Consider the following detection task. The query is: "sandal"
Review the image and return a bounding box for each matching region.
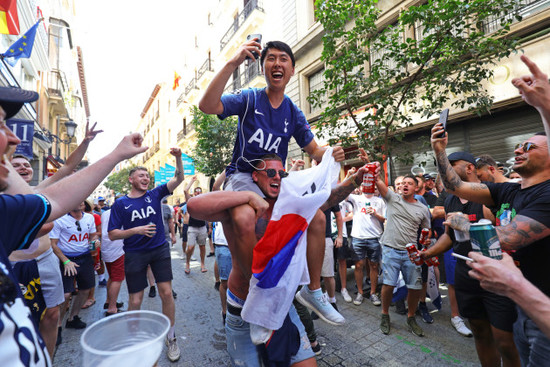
[201,268,208,273]
[104,310,123,317]
[185,268,190,275]
[81,299,96,309]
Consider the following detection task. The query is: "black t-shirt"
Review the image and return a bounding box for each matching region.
[444,194,486,290]
[423,192,438,208]
[188,215,206,228]
[487,180,550,297]
[324,205,340,238]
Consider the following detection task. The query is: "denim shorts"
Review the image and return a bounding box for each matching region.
[381,245,422,290]
[514,307,550,367]
[214,245,232,281]
[225,291,314,366]
[351,237,382,263]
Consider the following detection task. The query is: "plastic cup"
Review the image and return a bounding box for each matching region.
[80,310,170,367]
[455,229,470,242]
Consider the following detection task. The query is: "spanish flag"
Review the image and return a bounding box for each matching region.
[0,0,19,35]
[173,71,181,91]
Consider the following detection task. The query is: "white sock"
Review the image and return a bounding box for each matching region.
[168,325,175,339]
[329,297,336,303]
[98,273,106,282]
[308,287,321,293]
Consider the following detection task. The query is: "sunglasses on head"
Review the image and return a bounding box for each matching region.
[75,220,81,232]
[515,142,537,152]
[258,168,289,178]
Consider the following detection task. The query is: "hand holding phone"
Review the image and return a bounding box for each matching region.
[438,108,449,138]
[246,34,262,60]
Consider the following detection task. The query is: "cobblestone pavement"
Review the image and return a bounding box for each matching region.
[54,238,480,366]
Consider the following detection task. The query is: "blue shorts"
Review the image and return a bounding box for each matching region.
[124,243,173,294]
[214,245,232,281]
[351,237,382,263]
[514,307,550,367]
[225,291,314,367]
[381,245,423,290]
[61,253,95,293]
[444,249,456,285]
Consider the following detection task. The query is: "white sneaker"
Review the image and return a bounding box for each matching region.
[451,316,473,337]
[341,288,352,303]
[369,293,381,306]
[295,287,345,325]
[353,293,364,306]
[250,323,273,345]
[190,256,197,261]
[165,336,181,362]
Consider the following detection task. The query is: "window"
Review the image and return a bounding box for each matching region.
[483,0,550,33]
[309,68,326,114]
[370,23,404,73]
[183,117,187,135]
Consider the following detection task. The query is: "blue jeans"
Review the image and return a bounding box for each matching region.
[381,245,422,290]
[214,245,232,281]
[514,307,550,366]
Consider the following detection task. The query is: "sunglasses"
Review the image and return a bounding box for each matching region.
[515,142,537,152]
[258,168,289,178]
[75,220,81,232]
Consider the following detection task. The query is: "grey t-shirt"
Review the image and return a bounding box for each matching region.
[379,190,431,250]
[162,204,173,244]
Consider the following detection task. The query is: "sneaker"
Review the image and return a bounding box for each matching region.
[295,287,345,325]
[103,301,124,309]
[165,336,181,362]
[451,316,473,337]
[250,323,274,345]
[395,299,407,315]
[56,327,62,346]
[380,314,390,335]
[341,288,352,303]
[207,252,215,257]
[214,281,221,291]
[331,302,339,312]
[149,286,156,298]
[191,256,197,261]
[66,315,86,329]
[417,302,434,324]
[353,293,364,306]
[172,290,177,300]
[311,311,319,320]
[370,293,381,306]
[311,341,322,356]
[407,316,425,337]
[98,279,107,287]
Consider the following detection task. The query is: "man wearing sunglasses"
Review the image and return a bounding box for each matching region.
[431,55,550,365]
[49,202,98,331]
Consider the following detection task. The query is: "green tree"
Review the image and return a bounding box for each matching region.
[190,106,238,177]
[311,0,521,163]
[104,165,153,194]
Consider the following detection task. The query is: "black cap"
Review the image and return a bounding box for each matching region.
[423,173,434,180]
[0,86,39,119]
[448,151,476,165]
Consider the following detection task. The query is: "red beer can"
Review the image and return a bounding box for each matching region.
[419,228,430,245]
[406,243,424,265]
[362,163,376,193]
[422,250,440,267]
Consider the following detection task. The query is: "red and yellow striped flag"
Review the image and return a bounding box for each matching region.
[0,0,19,35]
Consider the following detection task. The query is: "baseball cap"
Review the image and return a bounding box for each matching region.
[0,86,39,119]
[423,173,434,180]
[448,151,476,165]
[98,196,105,201]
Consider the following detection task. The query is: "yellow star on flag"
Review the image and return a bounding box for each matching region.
[18,47,23,51]
[22,42,26,46]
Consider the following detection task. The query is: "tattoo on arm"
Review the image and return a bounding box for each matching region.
[436,151,462,192]
[322,182,354,211]
[496,215,550,251]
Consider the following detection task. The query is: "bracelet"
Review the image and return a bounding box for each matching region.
[63,259,71,265]
[348,175,360,189]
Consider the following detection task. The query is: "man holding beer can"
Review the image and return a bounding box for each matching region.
[431,68,550,367]
[422,151,519,365]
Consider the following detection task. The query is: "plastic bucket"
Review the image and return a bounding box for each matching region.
[80,310,170,367]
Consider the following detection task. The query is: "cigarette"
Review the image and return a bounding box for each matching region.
[452,253,474,262]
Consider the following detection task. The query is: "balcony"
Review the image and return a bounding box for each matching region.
[185,78,199,96]
[177,92,186,107]
[482,0,550,33]
[177,129,185,142]
[220,0,264,51]
[197,57,214,81]
[153,141,160,153]
[224,62,261,93]
[47,69,69,98]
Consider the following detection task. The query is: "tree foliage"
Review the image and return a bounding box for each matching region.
[190,106,238,177]
[311,0,521,163]
[104,165,153,194]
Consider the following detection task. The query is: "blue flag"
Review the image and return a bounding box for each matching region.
[2,20,40,67]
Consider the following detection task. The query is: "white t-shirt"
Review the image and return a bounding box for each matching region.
[50,212,96,256]
[213,222,228,246]
[347,194,386,239]
[100,210,124,262]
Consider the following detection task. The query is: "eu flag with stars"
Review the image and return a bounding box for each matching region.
[2,20,40,66]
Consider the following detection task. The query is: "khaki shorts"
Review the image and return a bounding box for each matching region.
[321,237,335,277]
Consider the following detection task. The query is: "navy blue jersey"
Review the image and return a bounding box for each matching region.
[108,184,170,252]
[0,194,51,366]
[219,88,315,175]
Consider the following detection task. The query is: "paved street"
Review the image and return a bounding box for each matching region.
[54,238,480,366]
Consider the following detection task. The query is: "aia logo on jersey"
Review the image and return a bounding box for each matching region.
[68,233,90,242]
[131,206,157,221]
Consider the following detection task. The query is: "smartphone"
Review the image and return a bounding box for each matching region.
[438,108,449,138]
[246,34,262,60]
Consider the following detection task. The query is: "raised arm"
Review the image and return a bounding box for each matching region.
[198,38,261,115]
[187,191,268,222]
[184,176,197,202]
[431,124,494,206]
[39,133,147,222]
[321,165,366,211]
[511,55,550,152]
[303,140,345,163]
[166,148,185,193]
[37,121,102,190]
[212,171,226,192]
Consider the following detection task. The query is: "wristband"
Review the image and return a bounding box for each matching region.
[63,259,71,265]
[348,175,360,189]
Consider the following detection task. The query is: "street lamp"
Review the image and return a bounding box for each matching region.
[64,120,77,141]
[43,119,78,159]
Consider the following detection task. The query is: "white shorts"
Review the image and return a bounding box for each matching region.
[188,226,207,246]
[36,248,65,308]
[321,237,335,278]
[225,172,264,197]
